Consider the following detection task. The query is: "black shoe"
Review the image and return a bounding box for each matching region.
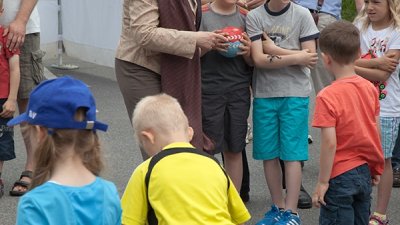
[308,135,313,144]
[393,167,400,188]
[240,192,250,203]
[298,185,312,209]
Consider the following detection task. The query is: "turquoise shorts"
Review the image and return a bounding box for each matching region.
[380,117,400,159]
[253,97,309,161]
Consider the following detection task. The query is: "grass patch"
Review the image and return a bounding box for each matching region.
[341,0,359,22]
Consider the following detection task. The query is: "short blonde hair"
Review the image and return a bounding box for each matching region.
[132,94,189,140]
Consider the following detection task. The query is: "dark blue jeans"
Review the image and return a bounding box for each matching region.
[0,99,15,161]
[319,164,372,225]
[391,124,400,168]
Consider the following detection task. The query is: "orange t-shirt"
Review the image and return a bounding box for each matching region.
[312,75,384,178]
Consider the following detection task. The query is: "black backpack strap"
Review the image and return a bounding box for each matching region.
[145,148,230,225]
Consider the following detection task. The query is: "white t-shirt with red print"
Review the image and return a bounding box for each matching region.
[356,22,400,117]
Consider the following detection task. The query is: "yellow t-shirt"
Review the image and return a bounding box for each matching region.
[121,142,250,225]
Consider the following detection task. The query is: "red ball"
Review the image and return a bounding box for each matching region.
[218,26,243,58]
[222,26,243,43]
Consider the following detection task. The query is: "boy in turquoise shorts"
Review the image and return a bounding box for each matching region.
[246,0,319,224]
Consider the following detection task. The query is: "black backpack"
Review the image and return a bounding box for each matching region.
[144,148,230,225]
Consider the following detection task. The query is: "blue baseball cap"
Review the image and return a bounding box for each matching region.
[7,76,108,131]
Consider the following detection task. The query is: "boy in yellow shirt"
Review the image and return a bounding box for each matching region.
[121,94,250,225]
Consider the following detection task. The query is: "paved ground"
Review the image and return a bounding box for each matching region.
[0,55,399,224]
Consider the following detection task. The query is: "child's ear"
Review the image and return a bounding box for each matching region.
[140,130,156,145]
[321,52,331,67]
[187,127,194,142]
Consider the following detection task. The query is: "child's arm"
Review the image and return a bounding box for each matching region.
[121,166,148,225]
[312,127,336,208]
[262,33,305,56]
[372,116,382,186]
[0,55,20,118]
[251,39,317,69]
[238,32,253,66]
[355,66,391,82]
[355,49,400,81]
[300,39,317,54]
[355,52,398,72]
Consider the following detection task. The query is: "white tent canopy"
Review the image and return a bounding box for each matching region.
[38,0,123,67]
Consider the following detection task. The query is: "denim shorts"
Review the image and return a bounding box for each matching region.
[380,117,400,159]
[253,97,309,161]
[0,99,15,161]
[319,164,372,225]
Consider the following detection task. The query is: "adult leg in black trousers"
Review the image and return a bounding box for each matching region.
[240,149,250,202]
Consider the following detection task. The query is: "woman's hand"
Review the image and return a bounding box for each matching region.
[195,31,228,51]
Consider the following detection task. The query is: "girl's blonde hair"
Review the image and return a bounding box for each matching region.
[30,109,104,189]
[354,0,400,30]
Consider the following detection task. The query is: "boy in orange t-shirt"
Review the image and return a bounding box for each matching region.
[311,21,384,225]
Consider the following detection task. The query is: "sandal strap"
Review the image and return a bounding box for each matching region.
[13,180,30,188]
[20,170,33,179]
[370,215,389,225]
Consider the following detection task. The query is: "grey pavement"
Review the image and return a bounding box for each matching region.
[0,55,399,224]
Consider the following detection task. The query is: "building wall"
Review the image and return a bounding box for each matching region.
[38,0,123,67]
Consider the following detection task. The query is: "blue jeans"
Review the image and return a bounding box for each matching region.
[319,164,372,225]
[391,123,400,168]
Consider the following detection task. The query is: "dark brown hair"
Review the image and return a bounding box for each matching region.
[319,20,360,65]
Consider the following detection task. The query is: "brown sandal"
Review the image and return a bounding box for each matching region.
[9,170,33,196]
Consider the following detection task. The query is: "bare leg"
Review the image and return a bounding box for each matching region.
[284,161,302,213]
[264,158,285,208]
[223,151,243,191]
[376,158,393,214]
[11,99,34,193]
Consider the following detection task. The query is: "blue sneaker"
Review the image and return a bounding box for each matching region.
[255,204,283,225]
[275,210,301,225]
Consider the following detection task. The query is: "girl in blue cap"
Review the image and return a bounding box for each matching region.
[8,76,121,225]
